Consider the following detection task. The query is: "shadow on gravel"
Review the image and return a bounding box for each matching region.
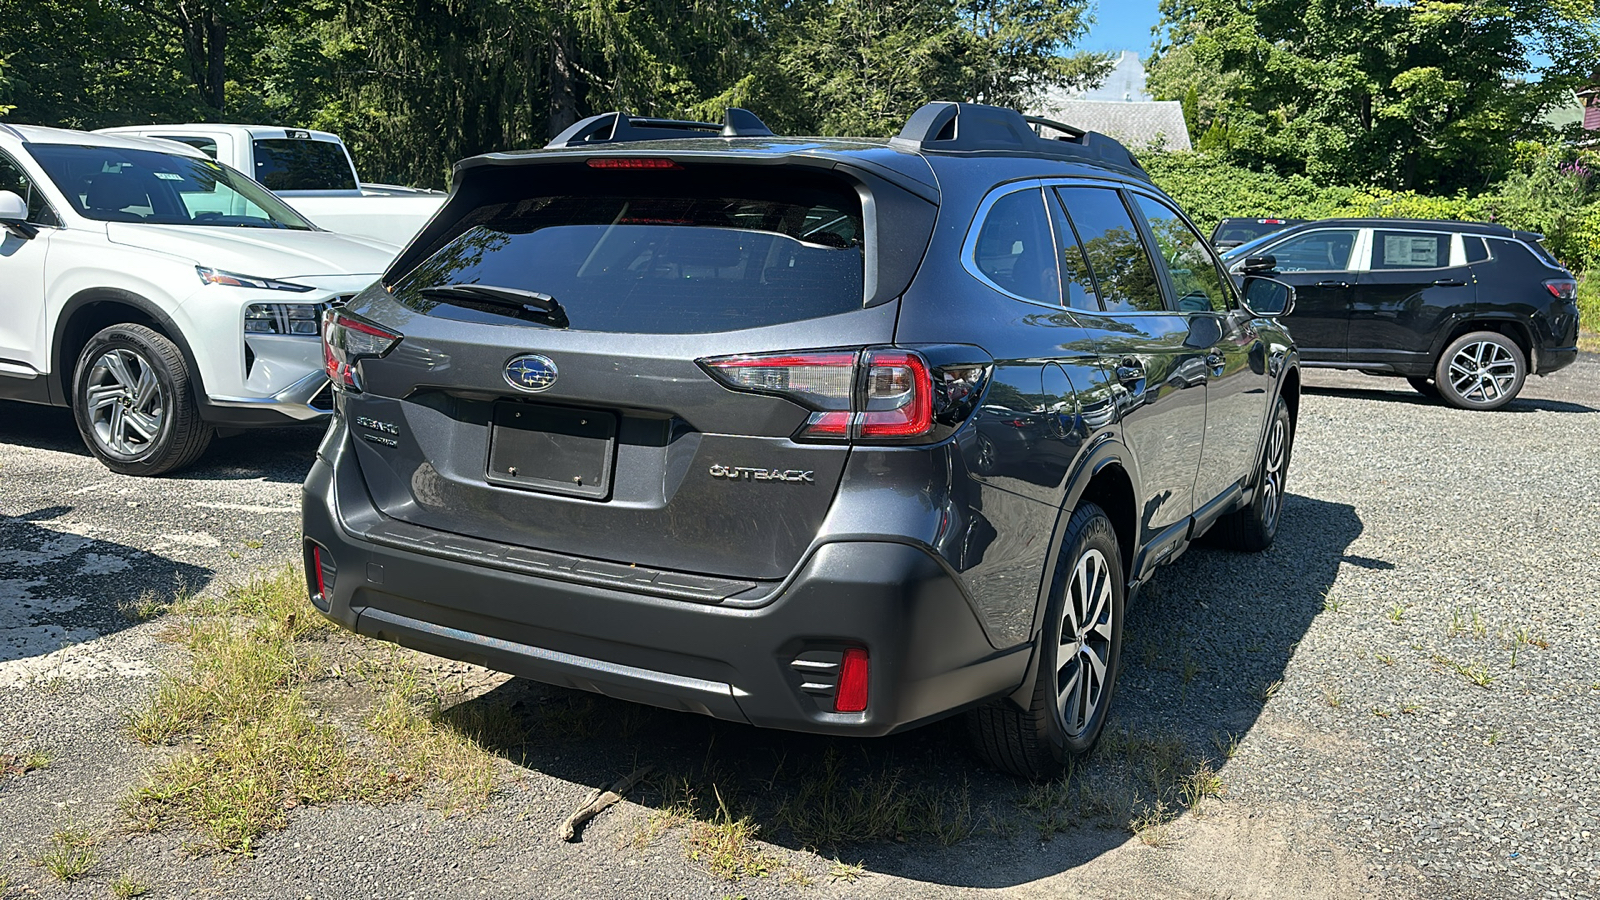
[422,493,1364,889]
[0,400,324,484]
[1304,385,1599,414]
[0,508,212,664]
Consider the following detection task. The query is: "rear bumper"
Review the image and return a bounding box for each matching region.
[301,425,1027,736]
[1536,345,1578,376]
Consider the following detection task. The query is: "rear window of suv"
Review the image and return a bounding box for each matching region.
[388,168,865,334]
[252,138,357,192]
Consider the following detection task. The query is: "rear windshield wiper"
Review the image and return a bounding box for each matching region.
[419,284,570,328]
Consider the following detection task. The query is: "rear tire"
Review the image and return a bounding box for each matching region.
[967,502,1124,780]
[71,324,213,476]
[1406,377,1440,399]
[1212,396,1293,552]
[1434,331,1525,411]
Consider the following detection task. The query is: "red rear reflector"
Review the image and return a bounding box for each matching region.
[312,546,327,598]
[586,158,682,170]
[835,648,869,713]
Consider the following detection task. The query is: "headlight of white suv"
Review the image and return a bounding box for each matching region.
[197,266,314,293]
[245,303,323,336]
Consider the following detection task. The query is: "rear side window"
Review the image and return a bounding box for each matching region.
[252,138,357,191]
[155,136,220,159]
[1134,195,1229,313]
[1055,187,1164,313]
[1260,229,1358,272]
[389,170,865,334]
[1373,231,1450,270]
[972,189,1061,304]
[1463,236,1489,264]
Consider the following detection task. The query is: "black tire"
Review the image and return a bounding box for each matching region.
[1211,396,1293,553]
[967,502,1125,780]
[71,324,212,476]
[1406,377,1440,399]
[1434,331,1526,411]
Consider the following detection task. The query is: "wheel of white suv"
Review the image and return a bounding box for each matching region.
[967,501,1125,780]
[71,324,212,476]
[1434,331,1526,411]
[1211,396,1293,552]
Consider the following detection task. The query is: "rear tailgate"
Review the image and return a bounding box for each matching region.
[335,154,936,581]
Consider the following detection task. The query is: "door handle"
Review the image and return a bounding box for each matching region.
[1314,280,1350,288]
[1205,352,1226,370]
[1115,360,1145,384]
[1433,278,1467,287]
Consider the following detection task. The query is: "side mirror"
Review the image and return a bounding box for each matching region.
[0,190,35,239]
[1240,275,1295,318]
[1241,254,1277,274]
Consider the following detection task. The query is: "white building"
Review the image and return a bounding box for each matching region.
[1031,51,1193,152]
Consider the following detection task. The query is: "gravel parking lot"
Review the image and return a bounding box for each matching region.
[2,356,1597,900]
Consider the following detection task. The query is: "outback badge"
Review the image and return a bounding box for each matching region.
[708,464,815,483]
[504,354,558,393]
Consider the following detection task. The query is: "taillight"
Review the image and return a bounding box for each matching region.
[835,647,869,713]
[322,310,401,392]
[700,348,940,443]
[1545,279,1577,301]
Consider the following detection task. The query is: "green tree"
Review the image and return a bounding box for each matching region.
[1147,0,1600,193]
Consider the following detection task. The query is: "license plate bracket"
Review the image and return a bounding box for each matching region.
[486,402,617,500]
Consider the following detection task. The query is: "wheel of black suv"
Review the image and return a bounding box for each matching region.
[1434,331,1526,411]
[967,502,1124,780]
[72,324,212,476]
[1211,396,1293,553]
[1406,377,1440,399]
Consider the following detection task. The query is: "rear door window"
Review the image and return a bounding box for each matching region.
[1372,231,1450,270]
[1134,195,1230,313]
[252,138,357,191]
[1463,236,1490,264]
[971,188,1061,304]
[1258,229,1359,273]
[1054,186,1164,313]
[389,171,865,334]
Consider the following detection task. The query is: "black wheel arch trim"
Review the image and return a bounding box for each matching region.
[50,288,207,408]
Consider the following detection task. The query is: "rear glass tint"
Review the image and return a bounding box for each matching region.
[389,170,865,334]
[252,138,356,191]
[1463,236,1489,263]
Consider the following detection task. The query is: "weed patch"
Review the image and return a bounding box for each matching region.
[124,566,505,854]
[0,748,51,779]
[36,824,97,882]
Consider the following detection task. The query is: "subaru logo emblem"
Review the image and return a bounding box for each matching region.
[503,354,558,393]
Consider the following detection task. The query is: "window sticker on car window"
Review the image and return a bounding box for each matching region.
[1384,235,1438,268]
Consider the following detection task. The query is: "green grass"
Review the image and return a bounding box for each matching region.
[1577,272,1600,338]
[36,824,98,882]
[125,566,504,853]
[111,872,151,898]
[1,748,52,779]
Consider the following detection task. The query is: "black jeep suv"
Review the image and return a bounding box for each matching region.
[302,103,1302,778]
[1221,218,1580,410]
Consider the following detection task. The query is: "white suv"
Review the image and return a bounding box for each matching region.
[0,124,396,475]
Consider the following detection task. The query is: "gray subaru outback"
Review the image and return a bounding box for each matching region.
[302,102,1301,778]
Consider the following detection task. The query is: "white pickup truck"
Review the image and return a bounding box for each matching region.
[95,124,444,247]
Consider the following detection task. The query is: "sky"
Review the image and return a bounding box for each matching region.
[1082,0,1163,56]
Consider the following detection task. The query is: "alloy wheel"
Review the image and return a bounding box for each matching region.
[1260,415,1287,532]
[85,348,166,458]
[1056,547,1115,738]
[1447,340,1518,404]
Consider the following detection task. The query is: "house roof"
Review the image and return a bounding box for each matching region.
[1029,99,1193,152]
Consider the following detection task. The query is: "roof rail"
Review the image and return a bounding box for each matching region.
[889,102,1147,180]
[548,107,774,148]
[0,122,25,140]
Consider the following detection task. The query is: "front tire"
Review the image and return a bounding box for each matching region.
[967,502,1125,780]
[1212,396,1293,552]
[1434,331,1525,411]
[72,324,212,476]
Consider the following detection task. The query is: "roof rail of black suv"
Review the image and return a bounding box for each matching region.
[548,108,775,147]
[889,101,1150,181]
